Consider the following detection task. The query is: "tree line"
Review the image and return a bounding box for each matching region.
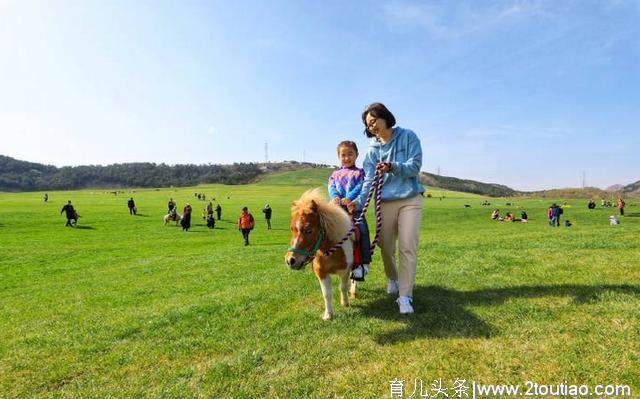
[0,155,267,191]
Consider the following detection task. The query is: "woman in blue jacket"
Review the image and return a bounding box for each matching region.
[348,103,425,314]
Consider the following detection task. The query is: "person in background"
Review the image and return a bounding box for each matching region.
[617,197,625,216]
[238,207,255,245]
[262,204,273,230]
[491,209,500,220]
[181,203,193,231]
[127,197,136,215]
[60,201,76,227]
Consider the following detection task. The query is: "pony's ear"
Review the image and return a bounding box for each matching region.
[310,200,318,212]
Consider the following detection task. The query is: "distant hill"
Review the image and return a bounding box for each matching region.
[0,155,519,196]
[0,155,331,192]
[524,182,640,199]
[622,180,640,196]
[606,184,624,191]
[2,155,637,198]
[420,172,517,197]
[521,187,609,199]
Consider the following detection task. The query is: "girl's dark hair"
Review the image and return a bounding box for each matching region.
[337,140,358,154]
[362,102,396,138]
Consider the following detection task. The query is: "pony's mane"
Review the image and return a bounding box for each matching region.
[292,188,352,243]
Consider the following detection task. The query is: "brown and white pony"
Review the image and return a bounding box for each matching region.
[285,188,358,320]
[163,213,182,225]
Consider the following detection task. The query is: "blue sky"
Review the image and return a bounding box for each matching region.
[0,0,638,190]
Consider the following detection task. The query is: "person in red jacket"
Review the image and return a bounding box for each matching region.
[618,197,626,216]
[238,207,255,246]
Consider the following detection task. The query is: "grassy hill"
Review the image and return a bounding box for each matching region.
[0,155,515,197]
[255,167,335,186]
[623,180,640,196]
[257,167,485,199]
[0,179,638,397]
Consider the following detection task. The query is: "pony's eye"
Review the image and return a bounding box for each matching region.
[304,229,313,235]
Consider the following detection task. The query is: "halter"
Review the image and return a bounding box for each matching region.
[287,228,325,266]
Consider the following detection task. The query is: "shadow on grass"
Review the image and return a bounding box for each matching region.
[135,213,150,217]
[624,213,640,217]
[75,225,96,230]
[360,284,640,345]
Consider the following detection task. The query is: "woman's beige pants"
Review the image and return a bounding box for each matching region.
[378,194,424,297]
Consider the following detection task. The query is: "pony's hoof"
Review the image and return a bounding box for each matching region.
[340,299,350,307]
[350,292,358,299]
[322,312,333,321]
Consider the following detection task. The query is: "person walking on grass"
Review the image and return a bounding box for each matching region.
[127,197,136,215]
[618,197,625,216]
[60,201,76,227]
[181,203,193,231]
[348,103,425,315]
[238,207,255,246]
[262,204,272,230]
[215,203,222,220]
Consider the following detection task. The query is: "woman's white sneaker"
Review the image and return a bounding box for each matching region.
[386,280,399,295]
[396,296,414,314]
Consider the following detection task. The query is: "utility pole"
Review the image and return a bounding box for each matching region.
[582,170,586,188]
[264,141,269,163]
[302,150,306,163]
[437,166,441,176]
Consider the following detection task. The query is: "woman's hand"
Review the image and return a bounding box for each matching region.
[332,197,340,205]
[377,162,392,174]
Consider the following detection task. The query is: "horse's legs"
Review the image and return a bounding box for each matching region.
[339,271,350,307]
[318,275,333,320]
[350,280,358,299]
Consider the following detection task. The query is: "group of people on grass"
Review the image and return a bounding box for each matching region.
[589,198,625,215]
[488,199,627,227]
[491,209,528,223]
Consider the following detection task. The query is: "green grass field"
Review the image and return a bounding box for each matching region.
[1,168,639,398]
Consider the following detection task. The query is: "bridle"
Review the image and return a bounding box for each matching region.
[287,228,325,268]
